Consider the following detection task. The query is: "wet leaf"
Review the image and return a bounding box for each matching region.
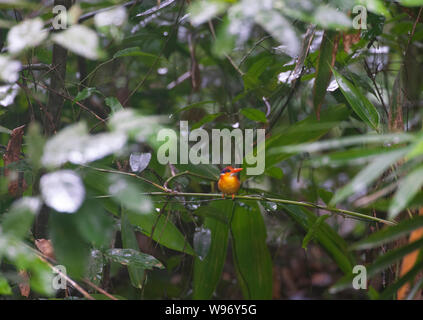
[332,68,380,131]
[7,18,47,54]
[52,25,100,60]
[41,122,127,168]
[129,152,151,173]
[193,227,212,261]
[40,170,85,214]
[105,248,164,270]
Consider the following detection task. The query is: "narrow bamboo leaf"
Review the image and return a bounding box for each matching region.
[241,108,267,123]
[302,214,330,249]
[352,216,423,250]
[389,165,423,219]
[264,104,350,169]
[332,67,380,130]
[127,210,195,255]
[105,248,164,269]
[193,201,232,299]
[231,202,272,299]
[379,259,423,299]
[332,237,423,292]
[313,31,338,118]
[282,204,354,274]
[121,210,145,289]
[191,113,223,130]
[330,148,407,206]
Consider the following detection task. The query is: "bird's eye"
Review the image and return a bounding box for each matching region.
[221,168,230,174]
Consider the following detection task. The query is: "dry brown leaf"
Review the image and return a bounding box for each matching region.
[35,239,56,261]
[3,125,27,197]
[18,270,30,298]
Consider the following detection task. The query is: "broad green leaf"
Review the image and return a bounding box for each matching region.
[231,202,272,299]
[74,199,114,248]
[193,227,212,260]
[302,214,330,250]
[332,68,380,130]
[49,212,91,278]
[193,201,232,299]
[74,87,100,102]
[240,108,267,123]
[105,248,164,270]
[389,165,423,219]
[1,197,41,239]
[399,0,423,6]
[126,210,195,255]
[0,275,12,295]
[313,31,338,118]
[330,148,408,206]
[352,215,423,250]
[282,205,354,274]
[105,97,124,114]
[121,210,145,289]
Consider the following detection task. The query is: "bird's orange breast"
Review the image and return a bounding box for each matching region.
[218,175,241,195]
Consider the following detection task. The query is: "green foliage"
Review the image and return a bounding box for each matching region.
[1,0,423,301]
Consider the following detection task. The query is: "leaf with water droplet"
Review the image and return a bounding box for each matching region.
[105,248,164,270]
[193,227,212,261]
[129,152,151,173]
[40,170,85,213]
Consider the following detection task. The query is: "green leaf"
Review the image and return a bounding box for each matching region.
[231,202,272,299]
[282,205,355,274]
[332,68,380,131]
[399,0,423,6]
[330,148,408,206]
[313,31,338,118]
[265,104,350,168]
[113,47,164,65]
[389,165,423,219]
[352,215,423,250]
[191,113,223,130]
[264,167,284,179]
[105,97,124,114]
[49,212,91,278]
[1,197,41,239]
[74,199,114,248]
[25,122,45,171]
[121,210,145,289]
[105,248,164,270]
[126,210,195,255]
[0,275,12,295]
[240,108,267,123]
[193,201,232,299]
[302,214,330,250]
[332,237,423,293]
[74,87,100,102]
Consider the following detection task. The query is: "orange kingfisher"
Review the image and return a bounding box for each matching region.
[218,166,243,200]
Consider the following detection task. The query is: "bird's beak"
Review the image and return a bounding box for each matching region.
[231,168,243,173]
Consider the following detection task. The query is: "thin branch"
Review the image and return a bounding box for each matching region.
[163,170,216,189]
[86,165,395,226]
